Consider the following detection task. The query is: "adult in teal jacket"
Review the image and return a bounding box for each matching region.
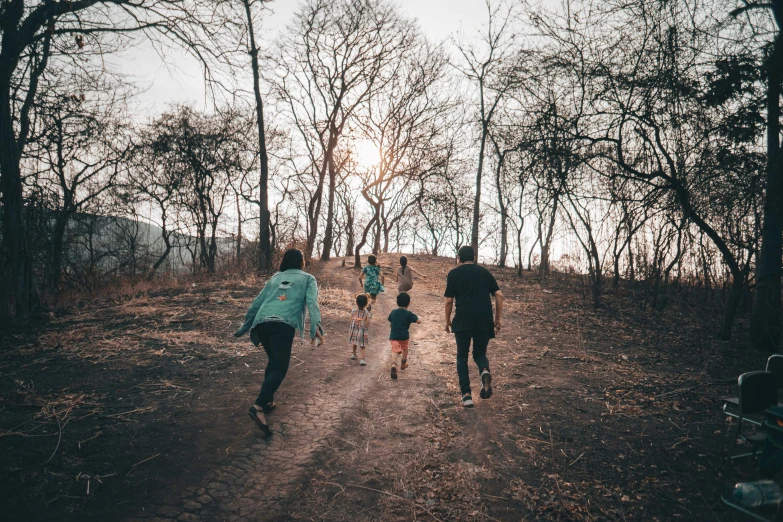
[235,249,325,435]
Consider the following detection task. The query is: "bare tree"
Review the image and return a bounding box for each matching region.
[454,0,524,254]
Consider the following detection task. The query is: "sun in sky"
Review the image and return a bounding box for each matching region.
[354,139,381,168]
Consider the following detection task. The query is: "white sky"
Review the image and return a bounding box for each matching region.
[115,0,529,115]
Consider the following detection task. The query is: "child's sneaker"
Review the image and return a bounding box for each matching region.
[479,370,493,399]
[350,354,357,360]
[400,360,408,370]
[391,366,397,379]
[462,393,474,408]
[359,359,367,366]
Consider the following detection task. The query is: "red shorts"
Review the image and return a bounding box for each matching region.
[390,340,409,354]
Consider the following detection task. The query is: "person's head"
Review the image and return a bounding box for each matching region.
[368,255,377,266]
[397,292,411,308]
[279,249,304,272]
[457,245,475,264]
[399,256,408,272]
[356,293,369,310]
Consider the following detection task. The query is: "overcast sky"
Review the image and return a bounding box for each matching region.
[113,0,525,116]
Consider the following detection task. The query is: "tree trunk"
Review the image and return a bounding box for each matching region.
[722,271,746,340]
[344,204,355,257]
[470,122,488,253]
[243,0,272,272]
[235,192,242,262]
[354,204,380,267]
[320,126,340,261]
[147,231,172,280]
[49,213,69,296]
[540,194,559,278]
[0,13,48,320]
[751,34,783,352]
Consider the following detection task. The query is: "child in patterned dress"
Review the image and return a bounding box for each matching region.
[348,294,372,365]
[359,255,385,310]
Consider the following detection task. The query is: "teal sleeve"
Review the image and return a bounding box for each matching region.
[234,283,272,337]
[306,276,322,338]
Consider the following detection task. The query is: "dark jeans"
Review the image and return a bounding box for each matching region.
[252,322,296,406]
[454,330,491,394]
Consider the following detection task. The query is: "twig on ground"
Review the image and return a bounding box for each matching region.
[317,481,445,522]
[126,453,161,475]
[569,452,585,467]
[29,408,62,469]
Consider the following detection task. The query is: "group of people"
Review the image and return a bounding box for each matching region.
[234,246,503,435]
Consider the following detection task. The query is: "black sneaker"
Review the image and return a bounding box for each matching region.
[462,393,474,407]
[480,370,493,399]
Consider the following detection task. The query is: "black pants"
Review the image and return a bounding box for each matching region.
[252,322,296,406]
[454,330,491,394]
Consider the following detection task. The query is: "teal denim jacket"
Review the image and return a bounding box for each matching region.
[234,269,322,344]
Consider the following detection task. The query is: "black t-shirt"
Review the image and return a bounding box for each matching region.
[388,308,419,340]
[444,263,500,336]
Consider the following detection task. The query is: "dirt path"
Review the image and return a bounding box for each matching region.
[2,254,753,521]
[131,257,436,522]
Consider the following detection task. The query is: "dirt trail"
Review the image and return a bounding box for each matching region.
[135,257,437,522]
[3,254,750,521]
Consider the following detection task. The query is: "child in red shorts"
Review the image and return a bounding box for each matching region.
[387,292,420,379]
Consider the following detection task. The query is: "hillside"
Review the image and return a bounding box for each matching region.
[0,254,761,521]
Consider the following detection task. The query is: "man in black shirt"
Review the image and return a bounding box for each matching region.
[444,246,503,407]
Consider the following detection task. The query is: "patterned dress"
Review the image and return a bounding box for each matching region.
[362,265,385,295]
[348,308,372,347]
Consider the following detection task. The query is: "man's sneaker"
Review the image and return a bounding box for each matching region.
[462,394,474,408]
[359,359,367,366]
[480,370,493,399]
[391,366,398,379]
[350,354,357,360]
[400,360,408,370]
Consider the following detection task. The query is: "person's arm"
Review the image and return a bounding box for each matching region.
[305,276,324,343]
[234,281,273,337]
[412,268,427,279]
[359,269,365,287]
[444,297,453,333]
[444,271,454,333]
[493,290,504,332]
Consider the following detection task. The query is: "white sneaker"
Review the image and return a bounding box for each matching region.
[359,359,367,366]
[350,354,357,360]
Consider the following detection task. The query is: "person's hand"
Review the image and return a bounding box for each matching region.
[311,330,326,346]
[494,321,502,333]
[445,321,451,334]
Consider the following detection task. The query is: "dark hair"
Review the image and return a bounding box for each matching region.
[368,255,377,265]
[279,249,304,272]
[399,256,408,273]
[356,294,368,309]
[397,292,411,307]
[458,245,475,263]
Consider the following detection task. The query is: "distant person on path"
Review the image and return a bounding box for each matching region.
[396,256,427,292]
[388,292,420,379]
[359,255,385,308]
[348,293,372,366]
[444,246,503,407]
[235,249,325,436]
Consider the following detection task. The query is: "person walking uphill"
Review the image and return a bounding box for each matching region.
[444,246,503,408]
[396,256,427,293]
[234,249,325,436]
[359,255,385,309]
